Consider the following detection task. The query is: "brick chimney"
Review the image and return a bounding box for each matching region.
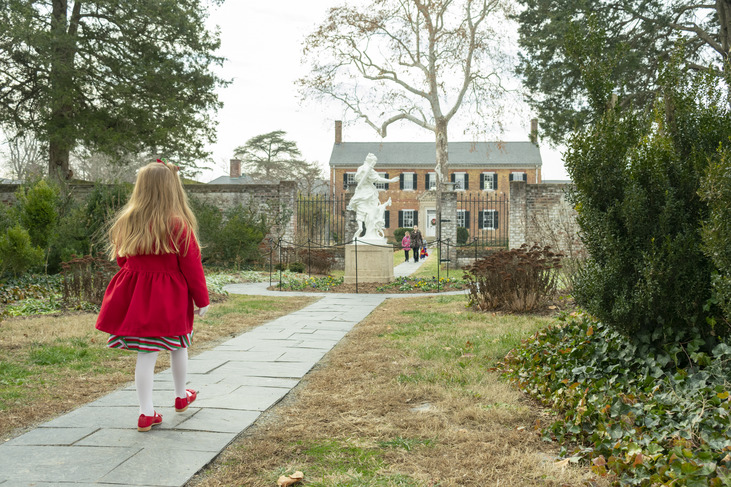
[530,118,538,144]
[335,120,342,145]
[230,158,241,178]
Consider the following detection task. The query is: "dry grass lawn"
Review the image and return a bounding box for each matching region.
[189,295,608,487]
[0,295,316,440]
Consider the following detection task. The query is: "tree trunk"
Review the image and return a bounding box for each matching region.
[434,117,448,243]
[48,0,77,181]
[719,0,731,107]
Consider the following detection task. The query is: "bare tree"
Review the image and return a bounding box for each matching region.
[0,128,46,181]
[70,150,149,183]
[299,0,517,239]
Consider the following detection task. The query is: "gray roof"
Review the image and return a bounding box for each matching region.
[207,174,254,184]
[329,141,542,168]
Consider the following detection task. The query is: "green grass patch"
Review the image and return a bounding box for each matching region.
[270,438,419,486]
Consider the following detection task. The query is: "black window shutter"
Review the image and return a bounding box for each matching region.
[509,173,513,182]
[425,173,430,189]
[384,210,390,228]
[480,174,485,190]
[493,173,498,190]
[464,173,469,190]
[385,173,389,190]
[494,211,499,229]
[522,172,527,182]
[412,173,417,190]
[398,211,403,228]
[478,211,484,229]
[343,173,348,189]
[414,210,419,227]
[451,173,455,183]
[399,173,404,190]
[465,211,470,229]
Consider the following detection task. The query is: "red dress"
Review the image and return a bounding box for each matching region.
[96,231,209,338]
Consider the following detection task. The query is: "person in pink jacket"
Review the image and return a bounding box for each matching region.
[401,231,411,262]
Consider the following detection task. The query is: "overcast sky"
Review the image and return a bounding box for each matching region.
[201,1,569,182]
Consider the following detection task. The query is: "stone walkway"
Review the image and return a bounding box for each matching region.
[0,257,456,486]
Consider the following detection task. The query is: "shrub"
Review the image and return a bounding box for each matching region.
[566,63,727,338]
[288,261,305,273]
[296,249,336,275]
[60,253,118,307]
[15,179,59,249]
[189,196,223,263]
[456,226,469,245]
[215,204,268,268]
[0,225,44,276]
[463,243,562,312]
[700,147,731,324]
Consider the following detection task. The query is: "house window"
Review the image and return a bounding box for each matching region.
[426,172,437,190]
[400,172,416,190]
[479,210,498,230]
[374,172,389,190]
[343,172,355,189]
[399,209,417,228]
[452,172,468,190]
[457,210,470,228]
[481,172,497,191]
[509,172,526,182]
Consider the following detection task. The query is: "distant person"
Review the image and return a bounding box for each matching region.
[96,159,210,432]
[401,231,411,262]
[411,225,423,262]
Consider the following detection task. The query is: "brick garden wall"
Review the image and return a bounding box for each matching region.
[508,181,583,258]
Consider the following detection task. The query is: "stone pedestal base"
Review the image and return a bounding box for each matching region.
[344,243,394,284]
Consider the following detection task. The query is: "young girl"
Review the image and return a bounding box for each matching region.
[96,159,209,432]
[420,241,428,259]
[401,231,411,262]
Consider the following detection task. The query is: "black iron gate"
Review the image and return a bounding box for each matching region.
[456,193,509,248]
[295,193,348,246]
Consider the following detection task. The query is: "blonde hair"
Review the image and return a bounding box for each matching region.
[107,161,199,259]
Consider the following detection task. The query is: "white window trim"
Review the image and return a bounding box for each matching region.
[402,209,416,228]
[457,209,467,228]
[454,172,466,191]
[511,171,526,182]
[345,172,356,187]
[403,172,415,191]
[482,209,497,230]
[482,172,497,191]
[375,171,387,190]
[428,172,437,190]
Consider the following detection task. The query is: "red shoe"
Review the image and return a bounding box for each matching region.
[175,389,197,412]
[137,412,162,432]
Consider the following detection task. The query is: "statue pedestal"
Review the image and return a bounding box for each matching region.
[344,243,394,284]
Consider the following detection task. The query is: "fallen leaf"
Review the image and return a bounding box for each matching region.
[549,305,557,309]
[277,471,305,487]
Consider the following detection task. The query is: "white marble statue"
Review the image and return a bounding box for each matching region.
[347,153,399,242]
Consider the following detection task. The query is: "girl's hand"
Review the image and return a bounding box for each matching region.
[196,305,209,318]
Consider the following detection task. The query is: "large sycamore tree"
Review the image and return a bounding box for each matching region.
[0,0,227,179]
[517,0,731,143]
[300,0,516,238]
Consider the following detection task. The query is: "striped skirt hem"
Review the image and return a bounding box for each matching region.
[106,332,193,353]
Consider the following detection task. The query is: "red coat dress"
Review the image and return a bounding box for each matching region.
[96,231,209,337]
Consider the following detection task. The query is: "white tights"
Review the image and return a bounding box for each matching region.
[135,348,189,416]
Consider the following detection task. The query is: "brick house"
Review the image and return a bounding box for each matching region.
[329,121,543,241]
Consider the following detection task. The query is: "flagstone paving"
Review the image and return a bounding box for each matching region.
[0,258,461,486]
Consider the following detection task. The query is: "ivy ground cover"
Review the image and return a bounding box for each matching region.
[501,313,731,486]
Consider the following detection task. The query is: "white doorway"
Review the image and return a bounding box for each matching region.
[426,209,437,238]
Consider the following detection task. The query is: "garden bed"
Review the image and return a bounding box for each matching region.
[268,275,469,293]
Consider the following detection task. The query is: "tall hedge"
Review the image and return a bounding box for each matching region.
[566,65,729,338]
